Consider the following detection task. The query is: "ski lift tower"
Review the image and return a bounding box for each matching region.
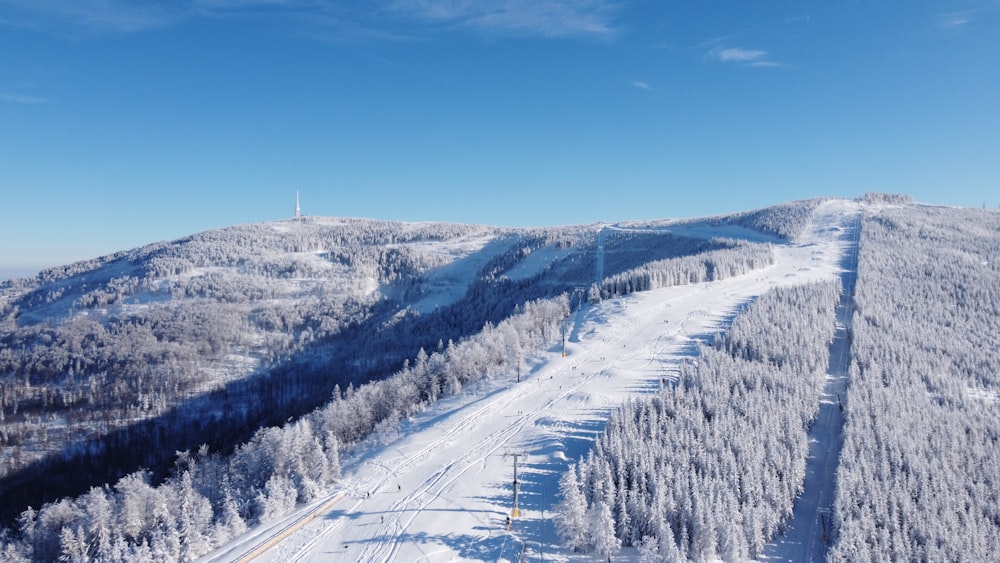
[505,450,528,518]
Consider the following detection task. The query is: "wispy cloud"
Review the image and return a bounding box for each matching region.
[1,92,48,104]
[630,80,651,91]
[1,0,620,41]
[933,3,1000,29]
[936,12,973,28]
[936,9,983,29]
[705,45,783,68]
[708,46,766,63]
[194,0,293,9]
[0,0,183,34]
[383,0,620,39]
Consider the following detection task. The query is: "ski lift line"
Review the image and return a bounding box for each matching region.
[761,205,861,561]
[505,451,529,518]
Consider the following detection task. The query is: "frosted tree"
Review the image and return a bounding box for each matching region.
[589,497,621,562]
[214,492,246,542]
[255,474,297,524]
[58,525,88,563]
[79,486,114,558]
[173,471,214,559]
[323,431,341,480]
[553,464,589,552]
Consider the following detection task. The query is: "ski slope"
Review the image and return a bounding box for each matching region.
[762,211,859,562]
[200,199,861,563]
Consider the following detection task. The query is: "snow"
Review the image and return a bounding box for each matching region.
[404,235,512,314]
[966,386,999,404]
[504,242,579,282]
[199,199,860,563]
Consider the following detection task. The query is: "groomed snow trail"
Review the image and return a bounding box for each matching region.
[199,199,860,563]
[762,206,860,562]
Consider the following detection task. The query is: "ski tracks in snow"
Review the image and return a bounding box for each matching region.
[355,373,599,563]
[284,352,610,562]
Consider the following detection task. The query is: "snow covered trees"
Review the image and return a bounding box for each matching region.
[555,281,840,560]
[0,292,572,561]
[4,418,337,562]
[314,295,570,448]
[725,198,825,241]
[830,204,1000,561]
[599,240,774,299]
[0,218,588,522]
[553,464,588,553]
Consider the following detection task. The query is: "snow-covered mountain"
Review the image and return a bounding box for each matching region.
[6,195,995,562]
[0,200,814,525]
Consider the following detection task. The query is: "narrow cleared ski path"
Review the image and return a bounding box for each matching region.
[762,209,860,563]
[199,200,860,563]
[595,225,608,283]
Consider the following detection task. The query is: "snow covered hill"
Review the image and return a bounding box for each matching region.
[199,199,861,562]
[6,196,997,562]
[0,200,818,529]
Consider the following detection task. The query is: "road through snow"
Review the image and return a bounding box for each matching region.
[199,200,860,563]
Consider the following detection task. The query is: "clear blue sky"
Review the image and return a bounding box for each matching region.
[2,1,998,277]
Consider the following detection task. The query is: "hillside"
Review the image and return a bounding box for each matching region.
[0,201,812,527]
[205,198,858,562]
[830,199,1000,560]
[6,196,997,561]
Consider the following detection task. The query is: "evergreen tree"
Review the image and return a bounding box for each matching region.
[589,498,621,562]
[553,464,589,552]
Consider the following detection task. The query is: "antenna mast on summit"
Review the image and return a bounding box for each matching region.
[295,191,301,219]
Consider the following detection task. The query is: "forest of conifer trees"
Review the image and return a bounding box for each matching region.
[555,281,841,561]
[830,203,1000,560]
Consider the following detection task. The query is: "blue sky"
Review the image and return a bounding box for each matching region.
[2,1,998,277]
